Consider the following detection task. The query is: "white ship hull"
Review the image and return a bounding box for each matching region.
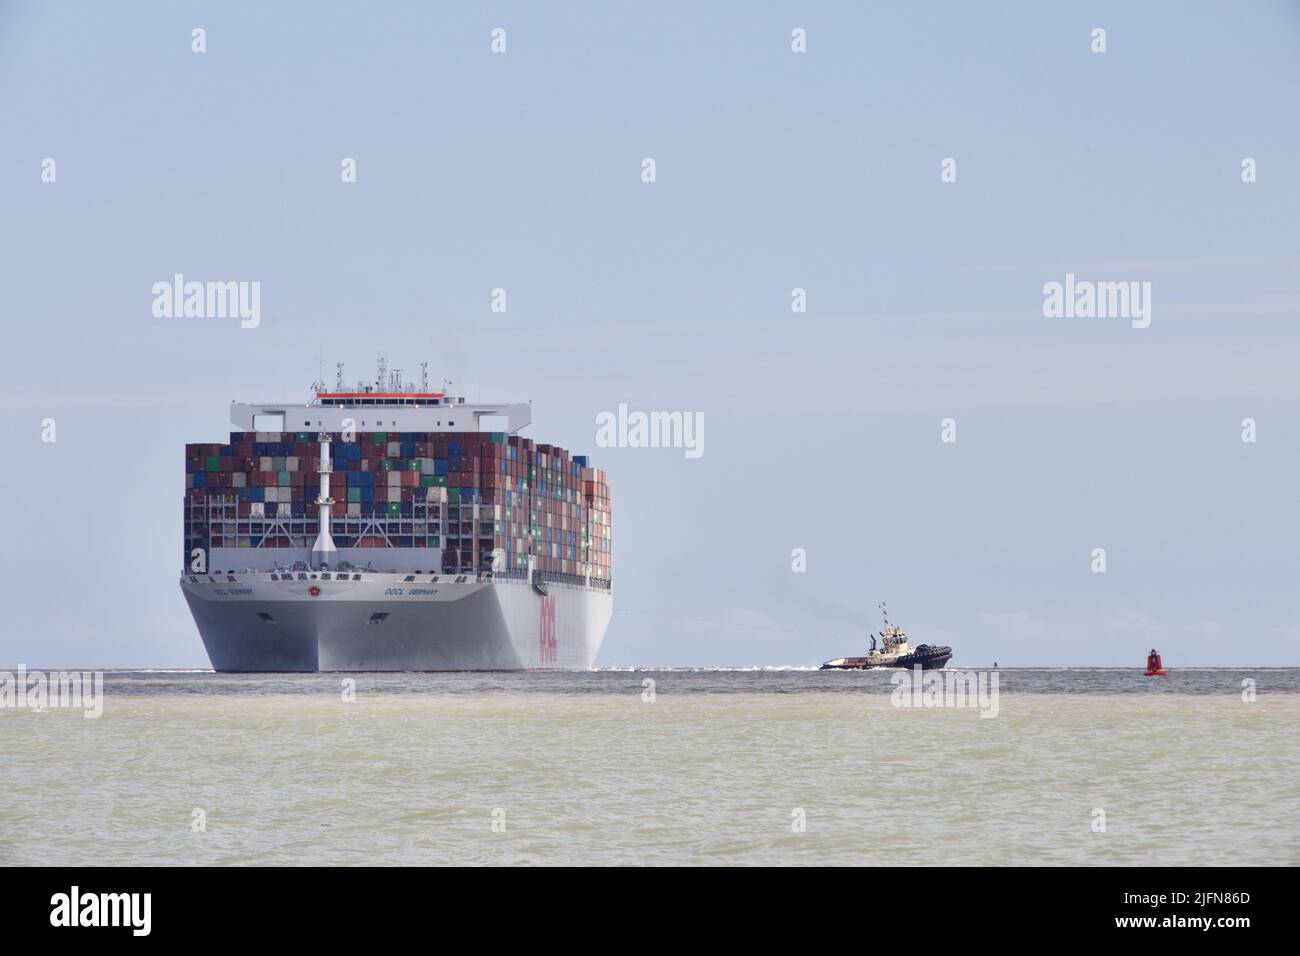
[181,572,612,671]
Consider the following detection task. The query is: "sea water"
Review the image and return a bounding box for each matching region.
[2,669,1297,866]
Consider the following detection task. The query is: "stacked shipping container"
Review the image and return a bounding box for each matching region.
[184,431,611,580]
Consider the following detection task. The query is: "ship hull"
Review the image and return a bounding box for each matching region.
[181,572,612,671]
[820,646,953,671]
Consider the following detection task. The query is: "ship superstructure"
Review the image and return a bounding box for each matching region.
[180,360,613,671]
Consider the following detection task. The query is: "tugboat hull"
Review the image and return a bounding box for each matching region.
[820,644,953,671]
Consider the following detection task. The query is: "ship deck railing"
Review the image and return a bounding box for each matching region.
[180,567,612,591]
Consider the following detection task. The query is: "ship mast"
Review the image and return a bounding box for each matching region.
[310,432,338,569]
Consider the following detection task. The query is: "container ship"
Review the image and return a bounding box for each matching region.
[180,360,613,671]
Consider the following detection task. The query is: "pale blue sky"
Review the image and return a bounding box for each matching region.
[2,1,1299,666]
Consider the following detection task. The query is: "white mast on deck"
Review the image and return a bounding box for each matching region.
[310,432,338,569]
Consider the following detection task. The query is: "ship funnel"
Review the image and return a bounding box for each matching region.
[311,434,338,569]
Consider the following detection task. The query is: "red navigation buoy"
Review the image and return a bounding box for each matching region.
[1144,648,1166,676]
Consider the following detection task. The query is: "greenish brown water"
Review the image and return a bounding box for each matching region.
[3,671,1297,865]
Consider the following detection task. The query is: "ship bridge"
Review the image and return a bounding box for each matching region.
[229,358,531,435]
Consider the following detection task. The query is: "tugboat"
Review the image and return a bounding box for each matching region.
[820,602,953,670]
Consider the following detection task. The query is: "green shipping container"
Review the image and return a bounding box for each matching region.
[295,432,311,442]
[278,471,290,486]
[408,459,421,471]
[387,502,401,517]
[448,488,460,503]
[347,487,361,503]
[205,456,220,472]
[374,432,388,443]
[381,459,394,471]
